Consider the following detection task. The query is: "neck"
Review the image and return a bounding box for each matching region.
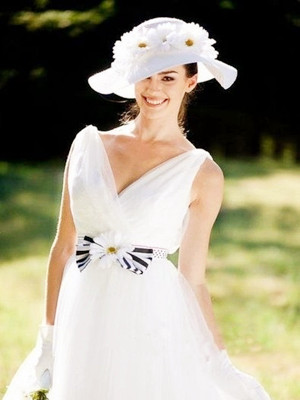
[133,115,184,143]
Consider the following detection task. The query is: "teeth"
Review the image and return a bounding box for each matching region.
[146,98,164,105]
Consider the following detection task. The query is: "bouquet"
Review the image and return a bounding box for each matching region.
[27,389,49,400]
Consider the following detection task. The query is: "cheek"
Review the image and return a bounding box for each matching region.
[169,79,189,93]
[135,80,148,91]
[134,84,144,105]
[168,85,187,103]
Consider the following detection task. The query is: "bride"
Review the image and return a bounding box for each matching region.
[4,17,272,400]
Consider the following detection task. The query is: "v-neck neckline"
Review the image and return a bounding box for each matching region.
[95,129,198,198]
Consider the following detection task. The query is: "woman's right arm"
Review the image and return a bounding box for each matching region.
[43,155,77,326]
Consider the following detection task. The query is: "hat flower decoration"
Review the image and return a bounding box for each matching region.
[88,17,237,98]
[112,22,219,71]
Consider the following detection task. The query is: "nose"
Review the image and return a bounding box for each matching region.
[146,76,161,92]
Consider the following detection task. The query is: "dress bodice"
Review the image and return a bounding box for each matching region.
[68,125,212,253]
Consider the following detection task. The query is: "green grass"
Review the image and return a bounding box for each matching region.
[1,158,300,399]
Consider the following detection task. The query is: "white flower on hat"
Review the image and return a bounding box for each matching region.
[173,23,219,59]
[138,26,162,52]
[111,21,218,76]
[154,22,177,52]
[113,27,158,66]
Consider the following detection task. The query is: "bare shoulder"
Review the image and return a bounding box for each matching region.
[98,124,132,145]
[199,157,224,182]
[98,125,121,139]
[191,157,224,203]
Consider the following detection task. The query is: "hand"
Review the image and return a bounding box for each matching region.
[33,325,54,390]
[210,349,271,400]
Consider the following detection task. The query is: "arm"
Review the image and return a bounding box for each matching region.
[178,158,224,349]
[43,154,77,325]
[30,152,77,391]
[179,159,272,400]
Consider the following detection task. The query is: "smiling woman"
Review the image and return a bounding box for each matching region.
[120,63,198,133]
[3,16,272,400]
[135,65,197,127]
[120,63,198,135]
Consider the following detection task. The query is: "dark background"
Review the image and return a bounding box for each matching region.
[0,0,299,161]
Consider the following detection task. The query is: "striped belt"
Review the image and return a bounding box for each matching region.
[76,234,168,275]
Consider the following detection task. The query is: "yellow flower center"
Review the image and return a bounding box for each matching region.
[107,246,117,254]
[138,42,147,48]
[185,39,194,47]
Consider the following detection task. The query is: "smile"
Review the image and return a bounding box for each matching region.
[144,97,167,106]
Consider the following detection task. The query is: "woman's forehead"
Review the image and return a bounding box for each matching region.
[149,66,186,77]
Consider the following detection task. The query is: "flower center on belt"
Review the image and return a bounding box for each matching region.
[107,246,117,254]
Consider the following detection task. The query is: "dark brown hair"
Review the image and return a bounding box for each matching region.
[119,63,198,134]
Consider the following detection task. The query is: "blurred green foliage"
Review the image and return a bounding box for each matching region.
[0,161,63,260]
[11,0,115,35]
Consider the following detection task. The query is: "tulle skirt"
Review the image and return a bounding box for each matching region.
[4,256,232,400]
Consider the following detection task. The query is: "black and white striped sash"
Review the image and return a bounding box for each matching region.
[76,235,168,275]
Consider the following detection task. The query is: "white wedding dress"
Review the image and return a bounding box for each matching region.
[3,124,272,400]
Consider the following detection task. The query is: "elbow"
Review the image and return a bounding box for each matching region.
[186,280,208,292]
[180,270,207,290]
[50,237,76,261]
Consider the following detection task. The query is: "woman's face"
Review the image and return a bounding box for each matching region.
[134,65,197,121]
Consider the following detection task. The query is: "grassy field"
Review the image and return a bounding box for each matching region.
[0,157,299,399]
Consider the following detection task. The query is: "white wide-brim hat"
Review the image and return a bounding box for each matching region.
[88,17,237,99]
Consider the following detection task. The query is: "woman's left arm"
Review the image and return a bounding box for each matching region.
[178,157,225,350]
[179,159,272,400]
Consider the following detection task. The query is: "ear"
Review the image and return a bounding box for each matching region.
[186,74,198,93]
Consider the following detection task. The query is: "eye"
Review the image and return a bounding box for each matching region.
[162,76,175,82]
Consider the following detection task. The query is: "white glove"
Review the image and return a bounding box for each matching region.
[210,350,271,400]
[33,324,54,390]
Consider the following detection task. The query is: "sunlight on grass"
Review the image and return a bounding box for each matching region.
[0,159,300,399]
[0,256,47,395]
[206,159,300,400]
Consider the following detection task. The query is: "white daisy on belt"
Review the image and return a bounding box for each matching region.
[89,231,134,269]
[76,232,155,274]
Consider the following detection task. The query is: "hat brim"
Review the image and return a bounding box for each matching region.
[88,55,237,99]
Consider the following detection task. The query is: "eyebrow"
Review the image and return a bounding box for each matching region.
[158,70,179,75]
